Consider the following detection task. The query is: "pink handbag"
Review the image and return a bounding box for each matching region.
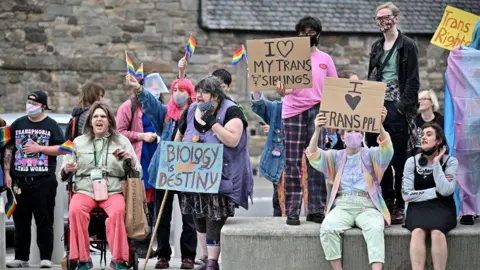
[92,179,108,201]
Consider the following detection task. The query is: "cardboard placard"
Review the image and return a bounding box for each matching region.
[431,6,480,50]
[319,78,386,133]
[247,37,312,91]
[156,141,223,193]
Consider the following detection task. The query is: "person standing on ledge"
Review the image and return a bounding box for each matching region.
[366,2,420,225]
[275,15,338,226]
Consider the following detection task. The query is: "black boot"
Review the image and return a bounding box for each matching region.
[286,215,300,225]
[205,260,219,270]
[460,215,475,225]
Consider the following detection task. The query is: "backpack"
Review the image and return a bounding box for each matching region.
[65,108,89,141]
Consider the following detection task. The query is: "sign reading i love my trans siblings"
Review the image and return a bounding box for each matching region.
[246,37,312,91]
[431,6,480,50]
[156,141,223,193]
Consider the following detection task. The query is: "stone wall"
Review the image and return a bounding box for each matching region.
[0,0,450,121]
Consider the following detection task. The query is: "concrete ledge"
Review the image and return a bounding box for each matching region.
[221,217,480,270]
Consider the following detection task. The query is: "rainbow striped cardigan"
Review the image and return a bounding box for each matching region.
[306,135,394,225]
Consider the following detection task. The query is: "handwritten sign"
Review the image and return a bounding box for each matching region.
[319,78,386,133]
[431,6,480,50]
[156,141,223,193]
[246,37,312,91]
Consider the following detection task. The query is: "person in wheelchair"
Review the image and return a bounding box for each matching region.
[61,102,141,270]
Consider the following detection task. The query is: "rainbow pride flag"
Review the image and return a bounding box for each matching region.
[59,140,75,155]
[232,44,247,66]
[185,33,196,59]
[0,126,11,148]
[125,51,144,81]
[5,188,16,219]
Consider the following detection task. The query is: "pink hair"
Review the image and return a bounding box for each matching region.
[167,78,195,121]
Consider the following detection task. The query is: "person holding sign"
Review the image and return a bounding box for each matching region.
[126,60,198,269]
[306,107,392,270]
[366,2,420,224]
[175,76,253,270]
[402,123,458,270]
[275,16,338,225]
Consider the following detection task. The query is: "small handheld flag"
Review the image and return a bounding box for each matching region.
[0,126,11,147]
[5,188,17,219]
[125,51,144,81]
[185,33,197,59]
[59,140,75,155]
[232,44,247,66]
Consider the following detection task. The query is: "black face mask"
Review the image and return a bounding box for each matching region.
[418,146,438,166]
[309,34,319,47]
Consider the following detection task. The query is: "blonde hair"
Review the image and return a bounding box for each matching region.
[419,89,440,112]
[376,2,400,16]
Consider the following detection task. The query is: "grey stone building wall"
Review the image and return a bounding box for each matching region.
[0,0,449,121]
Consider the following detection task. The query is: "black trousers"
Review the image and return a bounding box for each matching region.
[13,175,57,261]
[155,189,197,260]
[366,101,408,209]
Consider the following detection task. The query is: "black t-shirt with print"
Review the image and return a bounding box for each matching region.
[8,115,65,179]
[178,104,248,135]
[414,112,444,148]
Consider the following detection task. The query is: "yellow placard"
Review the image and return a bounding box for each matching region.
[431,6,479,50]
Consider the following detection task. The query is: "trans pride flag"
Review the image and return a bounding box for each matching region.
[444,45,480,216]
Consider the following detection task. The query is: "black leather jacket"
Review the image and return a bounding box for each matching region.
[368,30,420,117]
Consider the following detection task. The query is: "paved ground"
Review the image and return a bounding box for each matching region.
[6,248,194,269]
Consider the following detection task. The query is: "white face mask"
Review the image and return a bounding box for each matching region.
[26,103,42,117]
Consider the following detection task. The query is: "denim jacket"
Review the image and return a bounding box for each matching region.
[137,89,171,187]
[251,93,338,184]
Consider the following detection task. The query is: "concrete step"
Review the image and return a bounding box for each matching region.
[221,217,480,270]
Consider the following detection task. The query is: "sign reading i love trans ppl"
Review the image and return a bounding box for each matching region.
[431,6,480,50]
[246,37,312,91]
[319,78,386,133]
[156,141,224,193]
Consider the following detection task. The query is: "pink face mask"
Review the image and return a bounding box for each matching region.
[344,132,363,148]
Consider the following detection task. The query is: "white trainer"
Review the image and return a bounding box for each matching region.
[6,259,29,268]
[40,260,53,268]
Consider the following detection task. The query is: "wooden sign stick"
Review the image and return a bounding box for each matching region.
[143,189,169,270]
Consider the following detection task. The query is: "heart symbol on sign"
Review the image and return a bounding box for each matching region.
[276,40,294,58]
[345,94,361,110]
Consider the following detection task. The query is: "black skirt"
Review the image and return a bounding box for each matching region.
[405,197,457,234]
[181,193,236,221]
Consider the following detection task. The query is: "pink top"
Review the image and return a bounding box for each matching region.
[116,97,144,160]
[282,49,338,119]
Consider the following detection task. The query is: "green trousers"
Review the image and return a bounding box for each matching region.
[320,192,385,264]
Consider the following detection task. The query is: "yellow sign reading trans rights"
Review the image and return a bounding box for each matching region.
[431,6,479,50]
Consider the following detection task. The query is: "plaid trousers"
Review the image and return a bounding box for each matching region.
[282,105,327,217]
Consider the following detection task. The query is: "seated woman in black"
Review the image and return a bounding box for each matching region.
[402,122,458,270]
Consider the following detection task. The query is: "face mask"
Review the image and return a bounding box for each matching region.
[377,17,396,33]
[26,103,42,117]
[344,132,363,149]
[309,34,319,47]
[174,94,188,107]
[198,101,215,112]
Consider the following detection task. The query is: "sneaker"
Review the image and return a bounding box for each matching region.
[6,260,29,268]
[181,258,195,269]
[155,258,170,269]
[40,260,53,268]
[460,215,475,225]
[286,216,300,226]
[89,244,102,254]
[77,259,93,270]
[109,260,129,270]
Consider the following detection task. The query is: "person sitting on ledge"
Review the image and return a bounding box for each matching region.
[402,123,458,270]
[305,107,393,270]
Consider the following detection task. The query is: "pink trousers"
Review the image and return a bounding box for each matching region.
[69,193,129,263]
